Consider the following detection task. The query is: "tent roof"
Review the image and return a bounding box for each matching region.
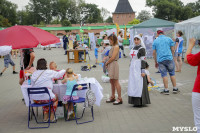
[175,15,200,25]
[114,0,135,14]
[131,18,175,29]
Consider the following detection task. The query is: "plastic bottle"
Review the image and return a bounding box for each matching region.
[28,76,31,85]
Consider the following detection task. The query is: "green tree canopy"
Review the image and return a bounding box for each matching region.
[105,16,113,23]
[128,18,140,25]
[137,10,152,22]
[0,0,17,25]
[146,0,200,22]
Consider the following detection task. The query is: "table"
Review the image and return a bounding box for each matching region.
[66,49,86,63]
[21,78,103,107]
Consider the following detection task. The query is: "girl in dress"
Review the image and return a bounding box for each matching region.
[62,68,79,119]
[128,35,151,107]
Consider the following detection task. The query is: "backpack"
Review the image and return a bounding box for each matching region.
[84,85,96,107]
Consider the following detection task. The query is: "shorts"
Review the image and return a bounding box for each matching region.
[158,60,175,78]
[95,55,98,59]
[119,45,124,50]
[174,52,182,57]
[4,59,15,68]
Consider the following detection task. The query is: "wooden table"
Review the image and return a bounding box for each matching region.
[66,49,86,63]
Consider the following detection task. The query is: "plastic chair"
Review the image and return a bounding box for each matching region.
[65,83,94,124]
[27,87,57,129]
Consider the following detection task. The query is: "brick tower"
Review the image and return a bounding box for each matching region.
[112,0,135,25]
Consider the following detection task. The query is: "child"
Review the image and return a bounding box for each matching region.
[62,68,79,119]
[49,61,57,71]
[145,62,154,86]
[95,45,100,64]
[50,61,66,80]
[0,53,18,76]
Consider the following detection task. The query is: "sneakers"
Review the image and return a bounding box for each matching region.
[160,89,169,95]
[13,71,18,74]
[173,88,180,94]
[161,88,180,95]
[0,73,2,76]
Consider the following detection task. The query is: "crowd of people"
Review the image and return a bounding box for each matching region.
[1,29,200,131]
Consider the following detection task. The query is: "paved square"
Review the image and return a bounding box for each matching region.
[0,47,197,133]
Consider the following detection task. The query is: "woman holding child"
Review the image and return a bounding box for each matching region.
[31,58,66,122]
[128,35,150,107]
[105,34,122,105]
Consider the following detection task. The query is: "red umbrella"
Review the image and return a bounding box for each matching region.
[0,25,60,49]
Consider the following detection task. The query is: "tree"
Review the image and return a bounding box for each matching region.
[105,16,113,23]
[101,7,110,22]
[128,18,140,25]
[137,10,152,22]
[0,0,17,25]
[0,15,11,27]
[61,19,72,33]
[146,0,199,21]
[79,3,103,24]
[28,0,57,24]
[186,0,200,17]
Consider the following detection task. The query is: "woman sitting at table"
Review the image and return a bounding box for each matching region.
[31,58,66,122]
[62,68,79,120]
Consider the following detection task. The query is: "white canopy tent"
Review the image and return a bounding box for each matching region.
[175,16,200,53]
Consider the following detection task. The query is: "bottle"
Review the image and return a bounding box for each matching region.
[28,76,31,85]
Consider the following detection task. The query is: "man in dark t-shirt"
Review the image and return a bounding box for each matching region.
[19,48,35,85]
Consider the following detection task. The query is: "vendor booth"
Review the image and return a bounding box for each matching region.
[130,18,175,58]
[175,15,200,54]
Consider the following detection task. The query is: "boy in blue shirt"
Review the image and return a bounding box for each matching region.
[95,45,100,64]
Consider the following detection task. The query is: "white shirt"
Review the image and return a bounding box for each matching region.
[145,70,150,76]
[118,36,123,46]
[80,44,89,52]
[31,69,66,99]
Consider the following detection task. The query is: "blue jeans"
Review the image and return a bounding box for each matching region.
[158,60,175,77]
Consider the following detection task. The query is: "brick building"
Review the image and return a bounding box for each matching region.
[112,0,135,25]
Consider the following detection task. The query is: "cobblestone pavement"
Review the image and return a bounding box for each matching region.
[0,47,197,133]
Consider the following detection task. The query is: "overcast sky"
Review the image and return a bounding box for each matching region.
[8,0,198,16]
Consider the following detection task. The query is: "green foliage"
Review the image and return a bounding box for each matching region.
[105,16,113,23]
[79,3,103,23]
[61,19,72,33]
[0,15,11,27]
[146,0,200,21]
[128,19,140,25]
[0,0,17,25]
[61,19,72,27]
[137,10,152,22]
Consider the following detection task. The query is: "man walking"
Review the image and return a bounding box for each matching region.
[118,31,127,58]
[153,30,179,95]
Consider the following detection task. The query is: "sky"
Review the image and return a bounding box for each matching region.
[8,0,198,16]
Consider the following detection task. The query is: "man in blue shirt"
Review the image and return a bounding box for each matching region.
[153,30,179,95]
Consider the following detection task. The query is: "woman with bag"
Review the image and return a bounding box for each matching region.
[31,58,65,122]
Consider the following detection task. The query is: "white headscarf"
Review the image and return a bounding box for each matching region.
[134,35,146,49]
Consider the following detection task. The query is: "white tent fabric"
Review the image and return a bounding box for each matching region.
[175,15,200,50]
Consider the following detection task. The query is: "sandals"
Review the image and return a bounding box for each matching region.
[113,98,123,105]
[106,97,116,103]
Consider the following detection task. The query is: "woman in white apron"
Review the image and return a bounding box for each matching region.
[128,35,150,107]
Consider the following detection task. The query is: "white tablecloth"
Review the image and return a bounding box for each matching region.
[21,78,103,107]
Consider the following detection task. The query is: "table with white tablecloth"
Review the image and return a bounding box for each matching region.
[21,78,103,107]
